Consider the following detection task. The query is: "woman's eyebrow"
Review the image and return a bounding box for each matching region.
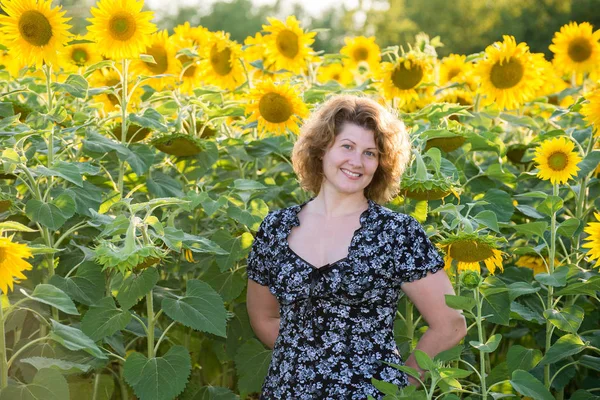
[340,138,377,150]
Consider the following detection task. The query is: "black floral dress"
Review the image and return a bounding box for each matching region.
[246,197,445,400]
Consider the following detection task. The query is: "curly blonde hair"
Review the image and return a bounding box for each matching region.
[291,94,411,204]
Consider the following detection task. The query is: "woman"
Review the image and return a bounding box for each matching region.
[246,94,467,399]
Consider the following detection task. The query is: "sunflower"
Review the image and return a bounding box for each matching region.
[533,136,582,185]
[515,254,559,275]
[199,31,245,91]
[340,36,381,72]
[245,80,309,136]
[87,0,156,60]
[59,35,102,72]
[439,234,504,274]
[130,30,179,91]
[549,22,600,77]
[378,53,434,106]
[0,236,32,294]
[243,31,266,64]
[0,0,71,67]
[262,16,316,75]
[437,88,474,108]
[172,22,209,48]
[317,62,353,86]
[475,35,545,110]
[439,54,475,89]
[583,212,600,268]
[581,90,600,136]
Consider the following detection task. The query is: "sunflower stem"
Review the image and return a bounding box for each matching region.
[474,288,487,398]
[0,298,8,389]
[406,300,414,347]
[544,184,558,389]
[146,290,155,358]
[117,59,130,199]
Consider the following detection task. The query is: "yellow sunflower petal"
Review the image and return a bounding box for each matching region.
[0,237,33,294]
[533,136,582,185]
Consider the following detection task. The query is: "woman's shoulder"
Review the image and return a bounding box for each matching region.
[371,202,416,227]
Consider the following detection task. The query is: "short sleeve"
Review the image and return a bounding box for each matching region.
[246,213,273,286]
[395,216,445,285]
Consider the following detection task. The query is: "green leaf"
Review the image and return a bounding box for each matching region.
[539,334,586,366]
[434,345,463,363]
[180,384,238,400]
[81,297,132,341]
[511,301,545,324]
[202,264,246,303]
[0,368,69,400]
[506,345,542,374]
[473,210,499,232]
[444,295,476,312]
[129,109,168,132]
[481,276,511,326]
[507,282,540,302]
[226,199,269,231]
[414,349,435,370]
[123,346,191,400]
[19,356,91,374]
[557,218,581,237]
[119,144,154,176]
[211,229,248,272]
[49,320,107,359]
[371,378,400,396]
[117,268,159,310]
[543,305,584,334]
[577,150,600,179]
[515,205,546,219]
[470,334,502,353]
[512,221,548,239]
[234,339,272,395]
[64,181,104,217]
[555,276,600,296]
[569,389,600,400]
[579,355,600,372]
[536,195,563,217]
[534,266,569,287]
[0,221,36,233]
[147,172,184,198]
[25,194,76,230]
[510,370,554,400]
[33,162,83,187]
[481,189,513,222]
[49,261,105,306]
[438,367,472,379]
[21,284,79,315]
[232,179,267,191]
[51,74,88,98]
[161,280,228,337]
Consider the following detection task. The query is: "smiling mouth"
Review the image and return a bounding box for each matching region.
[341,168,362,178]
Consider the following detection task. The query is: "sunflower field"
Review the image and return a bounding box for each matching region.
[0,0,599,399]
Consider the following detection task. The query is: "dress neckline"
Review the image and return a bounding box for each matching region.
[285,197,376,270]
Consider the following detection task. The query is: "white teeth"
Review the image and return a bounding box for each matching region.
[342,169,361,177]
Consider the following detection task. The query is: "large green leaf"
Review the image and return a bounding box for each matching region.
[0,368,69,400]
[481,276,510,326]
[543,305,584,334]
[510,370,554,400]
[512,221,548,239]
[506,345,542,373]
[64,181,103,217]
[202,264,246,303]
[234,339,272,395]
[25,194,76,230]
[470,334,502,353]
[180,384,238,400]
[577,150,600,178]
[22,284,79,315]
[536,195,563,217]
[49,261,105,306]
[49,320,107,359]
[81,297,132,341]
[211,230,253,272]
[33,162,83,187]
[19,356,91,374]
[534,266,569,287]
[444,295,476,312]
[579,355,600,372]
[226,199,269,231]
[118,143,154,176]
[507,282,540,302]
[481,189,513,222]
[161,280,228,337]
[147,172,184,198]
[51,74,88,98]
[555,276,600,296]
[123,346,191,400]
[117,268,159,310]
[539,334,586,366]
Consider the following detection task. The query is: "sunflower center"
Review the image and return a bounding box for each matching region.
[71,48,89,65]
[179,55,197,77]
[353,46,369,61]
[567,37,592,62]
[276,29,299,59]
[210,45,232,76]
[447,67,461,81]
[490,57,524,89]
[391,62,423,90]
[548,151,568,171]
[332,73,340,80]
[258,92,293,123]
[449,240,495,263]
[109,12,137,41]
[145,44,169,74]
[19,10,53,47]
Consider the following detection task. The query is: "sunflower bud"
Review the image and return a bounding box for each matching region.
[460,270,482,290]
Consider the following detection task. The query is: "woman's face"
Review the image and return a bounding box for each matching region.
[321,123,379,197]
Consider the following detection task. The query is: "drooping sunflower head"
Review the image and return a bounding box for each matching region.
[549,22,600,77]
[515,254,559,275]
[262,15,316,74]
[87,0,157,60]
[59,34,102,71]
[475,35,545,110]
[438,233,504,274]
[199,31,245,91]
[0,236,33,294]
[582,212,600,268]
[130,30,180,91]
[533,136,582,185]
[245,80,309,136]
[340,36,381,72]
[0,0,71,67]
[400,177,457,201]
[581,89,600,137]
[379,53,434,105]
[317,62,354,86]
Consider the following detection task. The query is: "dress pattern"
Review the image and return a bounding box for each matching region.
[246,197,445,400]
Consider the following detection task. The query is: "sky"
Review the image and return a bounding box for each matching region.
[145,0,360,16]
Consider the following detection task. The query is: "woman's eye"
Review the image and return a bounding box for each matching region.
[342,144,352,149]
[365,151,376,157]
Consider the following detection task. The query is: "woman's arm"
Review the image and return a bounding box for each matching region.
[401,270,467,386]
[247,279,281,349]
